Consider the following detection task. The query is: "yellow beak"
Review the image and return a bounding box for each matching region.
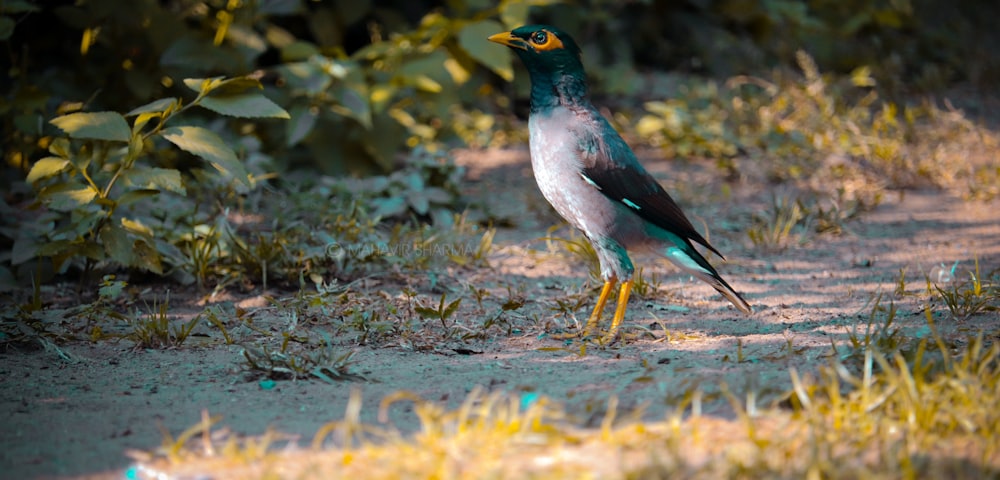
[488,31,527,50]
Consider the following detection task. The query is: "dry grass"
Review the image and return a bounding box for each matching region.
[126,328,1000,479]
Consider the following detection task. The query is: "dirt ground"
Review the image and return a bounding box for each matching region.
[2,147,999,479]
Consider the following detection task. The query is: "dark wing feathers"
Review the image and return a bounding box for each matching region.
[575,117,725,259]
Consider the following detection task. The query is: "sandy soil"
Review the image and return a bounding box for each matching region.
[2,148,998,479]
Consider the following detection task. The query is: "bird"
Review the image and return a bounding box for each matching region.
[488,25,752,342]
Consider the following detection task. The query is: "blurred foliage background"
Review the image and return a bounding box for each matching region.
[2,0,999,289]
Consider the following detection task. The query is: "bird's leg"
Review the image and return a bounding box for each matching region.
[602,279,634,343]
[579,279,616,338]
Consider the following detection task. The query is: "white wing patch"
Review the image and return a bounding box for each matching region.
[666,247,710,275]
[622,198,641,210]
[579,172,601,190]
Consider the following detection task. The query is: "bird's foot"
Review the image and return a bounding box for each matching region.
[604,327,653,344]
[550,281,614,340]
[550,279,633,345]
[550,321,599,340]
[599,326,622,345]
[550,329,586,340]
[583,329,645,348]
[550,325,622,346]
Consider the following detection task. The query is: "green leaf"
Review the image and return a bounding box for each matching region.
[276,60,332,96]
[333,86,371,129]
[99,224,162,273]
[126,98,179,116]
[458,20,513,81]
[5,1,42,14]
[500,2,530,29]
[213,77,267,96]
[0,17,15,41]
[183,76,226,94]
[51,209,100,239]
[406,190,430,215]
[48,138,71,158]
[281,41,320,62]
[413,74,443,93]
[69,148,92,172]
[286,105,319,146]
[400,51,453,91]
[423,187,453,204]
[100,223,135,267]
[34,239,74,258]
[163,33,244,70]
[414,306,440,319]
[310,367,337,385]
[123,167,185,194]
[127,129,147,159]
[49,240,100,271]
[850,66,876,87]
[39,183,98,211]
[117,189,162,208]
[26,157,70,183]
[121,217,154,238]
[160,126,250,186]
[184,76,263,96]
[99,278,126,299]
[132,238,163,274]
[198,93,290,119]
[50,112,131,142]
[11,236,39,265]
[371,196,408,219]
[442,298,462,320]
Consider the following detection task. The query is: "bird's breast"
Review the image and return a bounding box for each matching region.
[528,109,639,242]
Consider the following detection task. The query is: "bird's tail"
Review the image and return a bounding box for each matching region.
[660,245,753,315]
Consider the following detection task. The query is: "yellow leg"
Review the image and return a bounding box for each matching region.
[602,279,633,343]
[553,280,616,339]
[580,280,616,338]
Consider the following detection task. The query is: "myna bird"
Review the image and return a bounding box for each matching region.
[488,25,752,342]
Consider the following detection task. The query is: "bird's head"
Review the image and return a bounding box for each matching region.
[488,25,585,80]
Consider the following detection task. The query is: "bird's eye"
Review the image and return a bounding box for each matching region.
[527,29,564,51]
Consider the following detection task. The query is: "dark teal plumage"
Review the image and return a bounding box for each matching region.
[504,26,588,112]
[489,25,752,338]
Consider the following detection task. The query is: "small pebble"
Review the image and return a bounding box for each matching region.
[520,392,540,410]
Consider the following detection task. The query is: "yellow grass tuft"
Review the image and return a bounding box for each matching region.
[128,331,1000,479]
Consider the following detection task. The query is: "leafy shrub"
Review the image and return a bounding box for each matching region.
[2,1,529,285]
[14,76,287,281]
[270,9,523,173]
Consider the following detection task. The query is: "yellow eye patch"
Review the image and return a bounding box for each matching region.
[529,29,564,51]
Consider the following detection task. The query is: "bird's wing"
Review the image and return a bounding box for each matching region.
[574,116,725,259]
